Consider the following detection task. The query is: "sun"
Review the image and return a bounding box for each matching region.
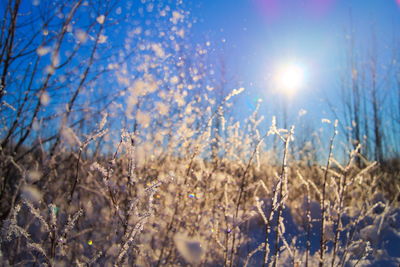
[275,63,305,96]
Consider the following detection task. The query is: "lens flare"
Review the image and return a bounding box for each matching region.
[252,0,335,21]
[309,0,335,17]
[253,0,280,21]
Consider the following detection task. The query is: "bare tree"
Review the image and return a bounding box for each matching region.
[0,0,121,219]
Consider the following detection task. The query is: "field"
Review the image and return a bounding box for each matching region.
[1,0,400,266]
[1,117,399,266]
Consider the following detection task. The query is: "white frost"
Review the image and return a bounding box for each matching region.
[171,11,184,24]
[96,15,105,24]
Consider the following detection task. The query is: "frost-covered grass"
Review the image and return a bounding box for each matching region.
[0,116,399,267]
[1,1,400,266]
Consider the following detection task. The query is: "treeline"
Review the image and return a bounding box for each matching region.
[332,24,400,163]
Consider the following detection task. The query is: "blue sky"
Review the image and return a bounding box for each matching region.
[186,0,400,127]
[14,0,400,128]
[5,0,400,158]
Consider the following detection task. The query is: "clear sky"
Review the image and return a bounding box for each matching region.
[186,0,400,127]
[5,0,400,158]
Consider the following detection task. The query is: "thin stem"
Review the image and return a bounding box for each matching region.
[319,122,338,267]
[272,126,293,267]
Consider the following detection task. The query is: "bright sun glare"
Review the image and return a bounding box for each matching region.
[275,63,305,95]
